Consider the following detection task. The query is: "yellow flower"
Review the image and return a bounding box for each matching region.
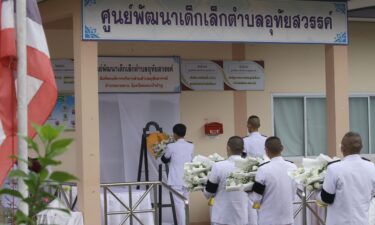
[253,202,261,209]
[208,197,215,206]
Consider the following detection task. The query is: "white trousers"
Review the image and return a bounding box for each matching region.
[369,198,375,225]
[212,223,248,225]
[171,186,189,225]
[248,198,258,225]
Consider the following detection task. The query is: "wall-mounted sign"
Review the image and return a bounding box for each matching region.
[223,61,264,91]
[181,60,265,91]
[46,94,75,130]
[181,60,224,91]
[99,57,180,93]
[52,57,181,93]
[82,0,348,44]
[52,59,74,93]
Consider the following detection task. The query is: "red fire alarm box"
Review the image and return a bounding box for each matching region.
[204,122,223,136]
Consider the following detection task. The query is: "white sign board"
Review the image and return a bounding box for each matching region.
[181,60,224,91]
[223,61,265,91]
[99,57,180,93]
[52,57,181,93]
[82,0,348,44]
[52,59,74,93]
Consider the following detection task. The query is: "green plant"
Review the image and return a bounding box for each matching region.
[0,124,77,225]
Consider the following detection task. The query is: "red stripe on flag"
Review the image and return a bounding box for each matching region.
[0,65,17,186]
[0,28,16,67]
[27,46,57,137]
[0,0,57,186]
[0,137,17,186]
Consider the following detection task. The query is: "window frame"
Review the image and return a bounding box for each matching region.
[271,93,375,160]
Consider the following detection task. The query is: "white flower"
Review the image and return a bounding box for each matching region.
[306,185,314,191]
[184,154,217,192]
[289,154,339,191]
[313,182,322,190]
[208,153,225,162]
[225,156,267,192]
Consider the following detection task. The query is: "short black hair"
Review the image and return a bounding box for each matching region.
[173,123,186,137]
[342,132,362,154]
[265,136,283,154]
[247,115,260,129]
[227,136,244,155]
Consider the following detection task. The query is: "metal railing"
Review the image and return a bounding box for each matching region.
[50,181,328,225]
[51,181,189,225]
[50,182,77,211]
[100,181,189,225]
[294,187,326,225]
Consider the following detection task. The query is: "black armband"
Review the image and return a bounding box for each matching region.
[252,181,266,195]
[321,188,335,204]
[161,155,171,164]
[205,180,219,194]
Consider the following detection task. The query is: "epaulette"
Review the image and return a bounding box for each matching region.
[261,134,267,138]
[327,160,340,166]
[187,141,193,144]
[258,161,270,167]
[362,157,371,162]
[284,159,295,164]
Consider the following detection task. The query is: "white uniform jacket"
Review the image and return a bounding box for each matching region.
[250,156,297,225]
[243,132,266,158]
[161,139,194,186]
[204,155,249,225]
[318,154,375,225]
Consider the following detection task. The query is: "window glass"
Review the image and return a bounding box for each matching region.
[274,97,304,156]
[306,98,327,156]
[370,97,375,154]
[349,97,369,154]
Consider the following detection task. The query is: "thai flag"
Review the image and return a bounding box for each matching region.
[0,0,57,185]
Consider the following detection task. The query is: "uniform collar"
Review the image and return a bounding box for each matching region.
[176,138,185,142]
[343,154,361,161]
[228,155,242,161]
[270,156,283,161]
[249,131,260,137]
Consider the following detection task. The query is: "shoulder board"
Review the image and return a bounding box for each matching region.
[362,157,371,162]
[187,141,193,144]
[284,159,295,164]
[258,161,270,168]
[327,160,340,166]
[261,134,267,138]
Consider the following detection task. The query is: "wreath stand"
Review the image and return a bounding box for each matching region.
[294,187,327,225]
[136,121,177,225]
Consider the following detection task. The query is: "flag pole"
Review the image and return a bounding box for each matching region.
[16,0,29,217]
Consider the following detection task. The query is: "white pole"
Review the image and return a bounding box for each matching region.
[16,0,28,217]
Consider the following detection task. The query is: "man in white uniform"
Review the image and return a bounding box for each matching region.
[250,136,297,225]
[243,115,267,158]
[318,132,375,225]
[243,115,266,225]
[204,136,249,225]
[161,123,194,225]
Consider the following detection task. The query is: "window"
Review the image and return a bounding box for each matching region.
[273,96,326,157]
[273,95,375,156]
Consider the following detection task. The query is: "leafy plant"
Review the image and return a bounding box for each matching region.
[0,124,77,225]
